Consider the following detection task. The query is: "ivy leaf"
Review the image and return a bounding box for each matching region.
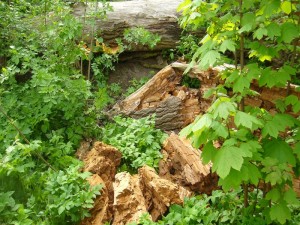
[199,50,220,69]
[263,139,296,166]
[219,40,236,53]
[280,22,299,43]
[234,111,262,130]
[212,145,249,179]
[270,203,291,224]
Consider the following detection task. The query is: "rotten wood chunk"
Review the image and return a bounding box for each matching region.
[111,65,201,131]
[82,142,122,223]
[112,172,147,225]
[159,133,218,194]
[139,165,192,221]
[81,174,110,225]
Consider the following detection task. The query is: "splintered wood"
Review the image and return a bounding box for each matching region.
[159,133,218,194]
[81,142,122,224]
[138,165,192,221]
[113,173,147,225]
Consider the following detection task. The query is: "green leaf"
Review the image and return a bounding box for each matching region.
[212,145,249,179]
[280,22,299,43]
[284,188,298,204]
[209,97,236,120]
[246,163,261,185]
[266,22,281,38]
[179,122,194,138]
[219,40,236,53]
[270,203,291,224]
[58,205,65,215]
[239,13,256,33]
[263,139,296,166]
[266,188,281,202]
[202,141,217,164]
[191,114,212,132]
[234,111,262,130]
[211,121,229,138]
[253,27,268,40]
[218,169,244,191]
[262,113,295,138]
[281,1,292,14]
[199,50,220,69]
[232,75,251,93]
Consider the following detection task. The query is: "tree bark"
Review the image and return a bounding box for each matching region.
[72,0,183,51]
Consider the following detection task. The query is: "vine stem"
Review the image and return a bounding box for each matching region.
[0,105,56,171]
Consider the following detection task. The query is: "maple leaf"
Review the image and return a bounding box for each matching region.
[270,203,291,224]
[234,111,262,130]
[199,50,220,69]
[212,144,250,179]
[219,40,236,53]
[263,139,296,166]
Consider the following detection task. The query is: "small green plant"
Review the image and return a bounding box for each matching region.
[101,115,167,172]
[124,27,161,50]
[124,76,151,97]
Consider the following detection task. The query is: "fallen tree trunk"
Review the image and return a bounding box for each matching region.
[72,0,184,51]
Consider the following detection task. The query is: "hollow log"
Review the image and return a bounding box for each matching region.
[72,0,184,51]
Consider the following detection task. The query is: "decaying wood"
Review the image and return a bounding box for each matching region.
[139,165,192,221]
[111,65,202,131]
[81,174,109,225]
[159,133,218,194]
[72,0,183,51]
[81,142,122,223]
[112,172,147,225]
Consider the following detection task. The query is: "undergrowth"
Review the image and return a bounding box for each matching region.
[131,189,300,225]
[101,115,167,173]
